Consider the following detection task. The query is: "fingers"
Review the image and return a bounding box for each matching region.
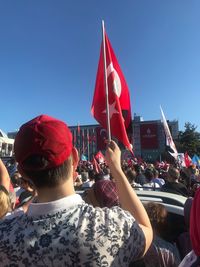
[105,140,117,152]
[105,140,121,160]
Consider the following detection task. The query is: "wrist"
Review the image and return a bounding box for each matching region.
[110,166,124,178]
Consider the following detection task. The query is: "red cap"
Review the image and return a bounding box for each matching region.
[14,115,73,170]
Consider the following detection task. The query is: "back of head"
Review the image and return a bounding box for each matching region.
[14,115,73,188]
[144,168,154,182]
[81,171,89,182]
[134,164,142,175]
[93,180,119,208]
[88,170,95,181]
[167,166,180,181]
[94,172,105,183]
[125,168,137,184]
[144,202,167,237]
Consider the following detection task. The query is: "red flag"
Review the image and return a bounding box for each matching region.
[92,156,101,174]
[82,132,85,154]
[184,152,192,167]
[95,151,105,163]
[91,28,132,151]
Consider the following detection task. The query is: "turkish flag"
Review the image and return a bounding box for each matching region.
[91,29,132,151]
[184,152,192,167]
[95,151,105,163]
[91,156,101,174]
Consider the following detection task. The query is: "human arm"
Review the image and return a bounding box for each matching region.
[0,158,10,192]
[105,140,153,255]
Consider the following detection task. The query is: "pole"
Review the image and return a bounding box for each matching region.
[87,128,90,161]
[102,20,111,142]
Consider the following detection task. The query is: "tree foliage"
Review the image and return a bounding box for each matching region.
[177,122,200,156]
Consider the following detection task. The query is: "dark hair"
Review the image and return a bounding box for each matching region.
[134,165,142,174]
[88,170,95,181]
[22,155,72,188]
[125,168,136,184]
[144,168,154,181]
[94,172,104,183]
[168,166,180,181]
[144,202,167,237]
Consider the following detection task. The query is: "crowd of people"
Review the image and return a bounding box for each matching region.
[0,114,200,266]
[74,155,200,198]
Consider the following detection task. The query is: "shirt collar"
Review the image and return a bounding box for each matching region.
[27,194,84,217]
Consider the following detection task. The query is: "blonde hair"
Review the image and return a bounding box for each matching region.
[0,186,11,219]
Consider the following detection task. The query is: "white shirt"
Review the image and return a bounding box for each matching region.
[0,194,145,267]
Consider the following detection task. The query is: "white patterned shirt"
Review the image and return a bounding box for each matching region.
[0,194,145,267]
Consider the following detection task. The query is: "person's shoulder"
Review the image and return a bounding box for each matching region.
[1,211,25,223]
[0,212,26,236]
[80,202,136,224]
[4,207,24,220]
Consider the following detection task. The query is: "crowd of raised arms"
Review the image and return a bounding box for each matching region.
[0,114,200,267]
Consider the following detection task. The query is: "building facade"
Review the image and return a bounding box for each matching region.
[7,116,179,162]
[68,115,179,162]
[133,115,178,161]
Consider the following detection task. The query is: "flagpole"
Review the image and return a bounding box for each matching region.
[87,128,90,160]
[102,20,111,142]
[77,123,81,157]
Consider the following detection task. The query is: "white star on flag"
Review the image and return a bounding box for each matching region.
[102,101,119,119]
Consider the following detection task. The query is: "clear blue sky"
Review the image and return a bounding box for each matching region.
[0,0,200,133]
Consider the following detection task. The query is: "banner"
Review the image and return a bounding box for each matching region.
[140,124,158,149]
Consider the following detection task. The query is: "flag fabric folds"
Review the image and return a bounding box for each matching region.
[184,152,192,167]
[160,106,178,157]
[91,27,132,151]
[92,156,101,174]
[192,154,200,167]
[95,151,105,163]
[177,153,186,167]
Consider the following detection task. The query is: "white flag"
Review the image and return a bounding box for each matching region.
[160,106,178,156]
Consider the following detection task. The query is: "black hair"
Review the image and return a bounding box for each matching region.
[125,168,136,184]
[22,155,72,188]
[144,168,154,181]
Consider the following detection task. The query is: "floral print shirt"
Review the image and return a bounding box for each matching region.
[0,194,145,267]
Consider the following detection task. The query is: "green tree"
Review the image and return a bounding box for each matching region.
[177,122,200,156]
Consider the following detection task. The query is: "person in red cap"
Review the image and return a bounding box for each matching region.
[0,114,152,266]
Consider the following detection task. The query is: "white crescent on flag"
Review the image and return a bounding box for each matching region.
[107,62,122,97]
